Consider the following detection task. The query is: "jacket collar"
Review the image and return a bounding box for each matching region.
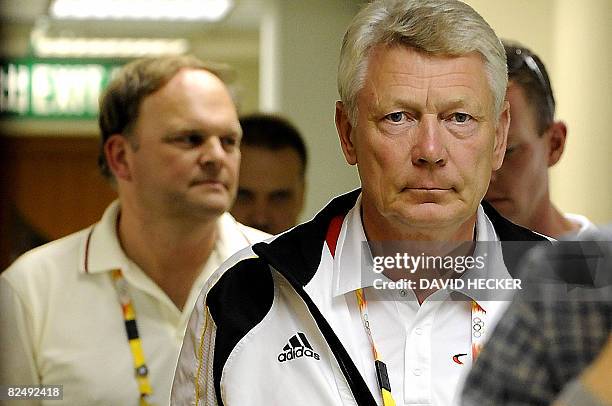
[252,189,549,286]
[252,189,360,286]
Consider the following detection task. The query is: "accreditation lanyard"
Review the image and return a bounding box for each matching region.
[355,288,396,406]
[111,269,154,406]
[354,289,487,406]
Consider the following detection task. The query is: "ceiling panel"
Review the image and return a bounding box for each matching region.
[0,0,262,58]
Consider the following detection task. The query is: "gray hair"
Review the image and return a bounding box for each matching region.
[337,0,507,125]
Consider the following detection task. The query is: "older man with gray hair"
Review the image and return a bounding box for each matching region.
[172,1,547,405]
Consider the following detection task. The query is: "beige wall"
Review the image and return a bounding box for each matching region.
[551,0,611,224]
[465,0,612,224]
[259,0,362,221]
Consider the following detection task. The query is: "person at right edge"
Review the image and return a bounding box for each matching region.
[485,40,597,238]
[462,225,612,406]
[171,1,550,405]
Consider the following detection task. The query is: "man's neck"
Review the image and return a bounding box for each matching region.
[529,200,578,238]
[117,204,220,310]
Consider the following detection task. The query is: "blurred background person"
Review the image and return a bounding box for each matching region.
[0,56,268,406]
[462,225,612,406]
[231,113,307,234]
[485,41,596,238]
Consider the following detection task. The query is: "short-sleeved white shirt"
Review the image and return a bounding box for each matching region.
[564,213,597,236]
[0,201,268,406]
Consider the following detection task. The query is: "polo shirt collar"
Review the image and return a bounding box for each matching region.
[215,213,255,261]
[78,201,241,275]
[79,200,129,274]
[78,201,249,316]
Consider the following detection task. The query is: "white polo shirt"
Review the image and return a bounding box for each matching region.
[320,197,512,406]
[564,213,597,236]
[0,201,268,406]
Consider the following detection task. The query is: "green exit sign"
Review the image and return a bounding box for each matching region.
[1,60,122,119]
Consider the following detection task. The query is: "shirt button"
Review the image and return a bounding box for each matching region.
[413,368,422,376]
[399,289,407,297]
[414,327,423,335]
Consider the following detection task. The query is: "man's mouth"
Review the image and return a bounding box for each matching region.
[191,179,225,188]
[404,186,452,192]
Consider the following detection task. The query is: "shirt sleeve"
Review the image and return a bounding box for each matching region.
[0,275,42,406]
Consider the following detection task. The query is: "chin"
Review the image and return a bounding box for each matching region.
[190,197,231,215]
[396,202,477,229]
[392,203,460,228]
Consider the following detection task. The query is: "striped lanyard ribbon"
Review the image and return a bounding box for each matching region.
[355,289,486,405]
[355,288,396,406]
[111,269,154,406]
[326,215,487,406]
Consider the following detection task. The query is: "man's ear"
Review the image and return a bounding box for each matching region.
[546,121,567,167]
[492,100,510,171]
[104,134,133,181]
[335,101,357,165]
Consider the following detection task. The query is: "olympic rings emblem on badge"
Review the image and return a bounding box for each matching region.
[472,317,484,338]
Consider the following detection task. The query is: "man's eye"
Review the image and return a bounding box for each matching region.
[175,134,203,146]
[221,136,237,147]
[270,190,292,204]
[451,112,472,123]
[385,112,405,123]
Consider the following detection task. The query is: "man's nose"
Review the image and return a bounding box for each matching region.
[411,116,448,167]
[251,199,270,223]
[246,198,272,232]
[198,137,225,167]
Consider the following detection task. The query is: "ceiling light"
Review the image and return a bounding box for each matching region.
[50,0,233,21]
[33,36,189,58]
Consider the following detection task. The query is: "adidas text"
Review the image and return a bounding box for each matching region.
[277,347,320,362]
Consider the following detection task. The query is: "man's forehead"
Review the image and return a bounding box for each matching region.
[366,46,486,83]
[360,45,492,112]
[154,68,226,97]
[241,145,304,171]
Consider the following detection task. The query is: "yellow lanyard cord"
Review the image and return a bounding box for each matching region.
[111,269,154,406]
[355,289,487,406]
[355,288,396,406]
[328,215,485,405]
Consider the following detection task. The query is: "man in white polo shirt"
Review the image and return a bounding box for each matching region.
[0,56,267,405]
[172,1,548,405]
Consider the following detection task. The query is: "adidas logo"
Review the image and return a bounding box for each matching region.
[277,332,320,363]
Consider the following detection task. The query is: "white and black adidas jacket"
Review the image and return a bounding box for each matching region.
[171,190,548,406]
